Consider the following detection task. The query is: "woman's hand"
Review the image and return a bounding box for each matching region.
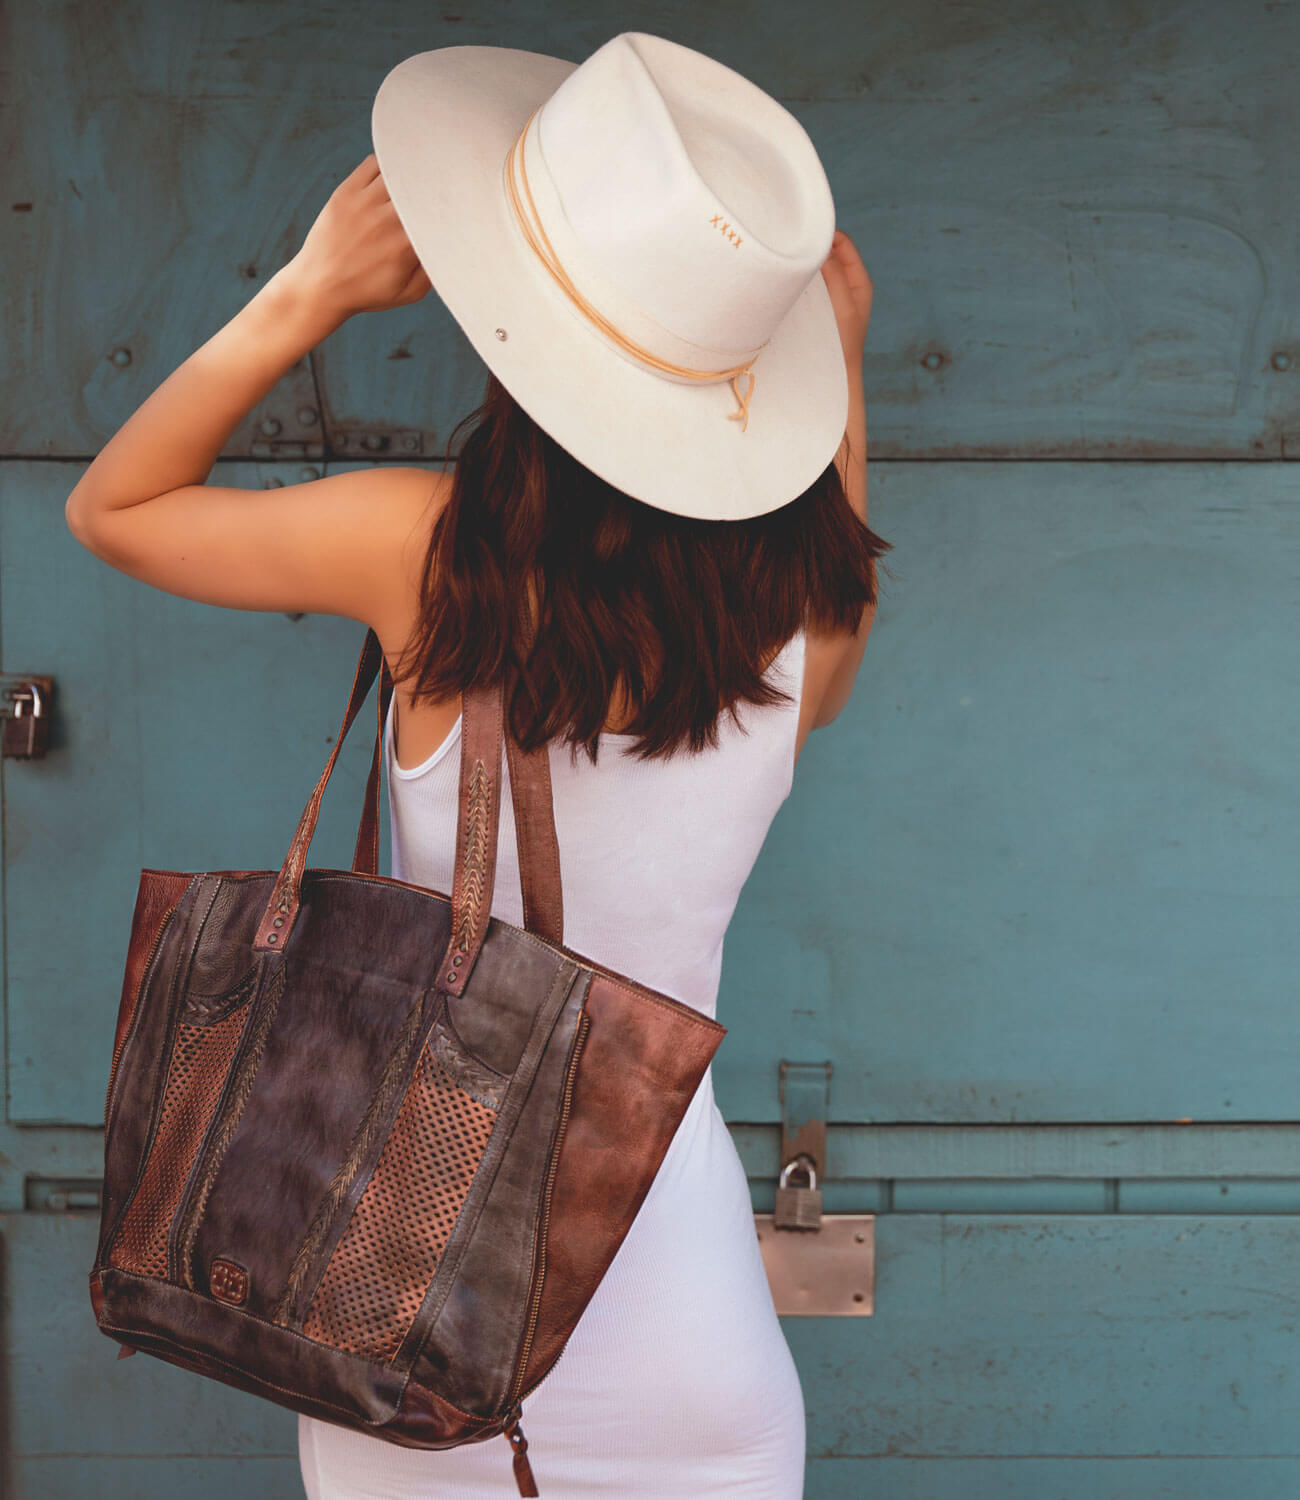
[821,228,873,377]
[283,154,432,321]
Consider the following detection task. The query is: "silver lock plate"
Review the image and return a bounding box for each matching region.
[754,1213,875,1316]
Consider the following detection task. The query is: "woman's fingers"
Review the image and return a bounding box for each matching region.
[828,231,873,327]
[831,230,872,291]
[821,228,873,365]
[350,152,382,187]
[398,261,433,304]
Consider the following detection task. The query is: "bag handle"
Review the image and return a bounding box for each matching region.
[350,653,395,879]
[349,652,565,950]
[254,630,565,962]
[430,657,566,995]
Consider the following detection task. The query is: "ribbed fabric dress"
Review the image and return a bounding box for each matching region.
[298,628,808,1499]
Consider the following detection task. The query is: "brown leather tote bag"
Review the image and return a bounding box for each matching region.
[89,628,726,1496]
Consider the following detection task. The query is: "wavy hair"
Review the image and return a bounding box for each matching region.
[392,371,891,764]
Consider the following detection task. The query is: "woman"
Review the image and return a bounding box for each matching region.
[68,33,887,1499]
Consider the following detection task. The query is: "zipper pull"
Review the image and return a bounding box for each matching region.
[504,1408,540,1496]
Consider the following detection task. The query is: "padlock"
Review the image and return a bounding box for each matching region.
[773,1152,823,1230]
[2,681,50,760]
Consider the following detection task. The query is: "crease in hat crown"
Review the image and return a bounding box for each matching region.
[498,33,837,426]
[504,105,760,431]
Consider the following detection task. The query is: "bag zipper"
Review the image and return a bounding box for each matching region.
[496,1006,592,1496]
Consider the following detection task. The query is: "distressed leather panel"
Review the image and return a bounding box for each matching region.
[109,869,194,1094]
[182,876,267,998]
[186,875,561,1337]
[445,926,570,1078]
[517,973,726,1392]
[191,930,434,1318]
[415,968,588,1413]
[389,1378,505,1448]
[96,1268,407,1427]
[287,871,454,983]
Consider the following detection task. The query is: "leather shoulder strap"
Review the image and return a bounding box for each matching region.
[256,627,566,971]
[433,678,505,996]
[354,656,564,951]
[351,654,394,877]
[253,629,385,951]
[504,714,564,947]
[435,673,567,993]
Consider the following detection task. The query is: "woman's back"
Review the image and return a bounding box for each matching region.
[384,628,807,1023]
[299,624,812,1498]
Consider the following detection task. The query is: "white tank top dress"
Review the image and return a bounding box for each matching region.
[298,628,809,1500]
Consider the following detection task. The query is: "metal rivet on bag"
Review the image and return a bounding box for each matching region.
[273,917,284,928]
[494,327,508,340]
[267,933,278,943]
[446,972,457,983]
[452,954,463,965]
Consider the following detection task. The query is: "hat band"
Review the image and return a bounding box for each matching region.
[503,106,762,433]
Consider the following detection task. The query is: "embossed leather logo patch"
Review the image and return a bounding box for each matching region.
[210,1258,248,1305]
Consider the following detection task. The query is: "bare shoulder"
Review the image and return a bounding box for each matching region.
[359,463,453,538]
[794,627,845,762]
[308,462,450,570]
[352,465,454,643]
[801,625,848,706]
[794,615,877,765]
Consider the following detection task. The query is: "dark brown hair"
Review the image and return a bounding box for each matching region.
[393,371,891,764]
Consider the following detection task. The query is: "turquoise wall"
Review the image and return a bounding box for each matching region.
[2,2,1297,1495]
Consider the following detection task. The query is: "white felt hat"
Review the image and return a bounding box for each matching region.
[371,31,848,521]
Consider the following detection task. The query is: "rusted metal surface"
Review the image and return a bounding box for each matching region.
[1,0,1296,459]
[755,1213,875,1315]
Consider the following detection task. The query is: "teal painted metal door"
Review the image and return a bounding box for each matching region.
[3,3,1298,1496]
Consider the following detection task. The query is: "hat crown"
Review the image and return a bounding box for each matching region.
[528,32,835,360]
[370,31,849,519]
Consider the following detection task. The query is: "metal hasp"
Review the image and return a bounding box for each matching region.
[1,675,53,759]
[779,1058,831,1180]
[755,1058,875,1315]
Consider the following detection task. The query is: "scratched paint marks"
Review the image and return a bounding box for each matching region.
[3,0,1297,458]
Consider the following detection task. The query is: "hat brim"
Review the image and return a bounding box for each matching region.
[371,44,849,521]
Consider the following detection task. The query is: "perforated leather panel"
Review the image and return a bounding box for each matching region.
[109,1009,248,1278]
[302,1047,499,1360]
